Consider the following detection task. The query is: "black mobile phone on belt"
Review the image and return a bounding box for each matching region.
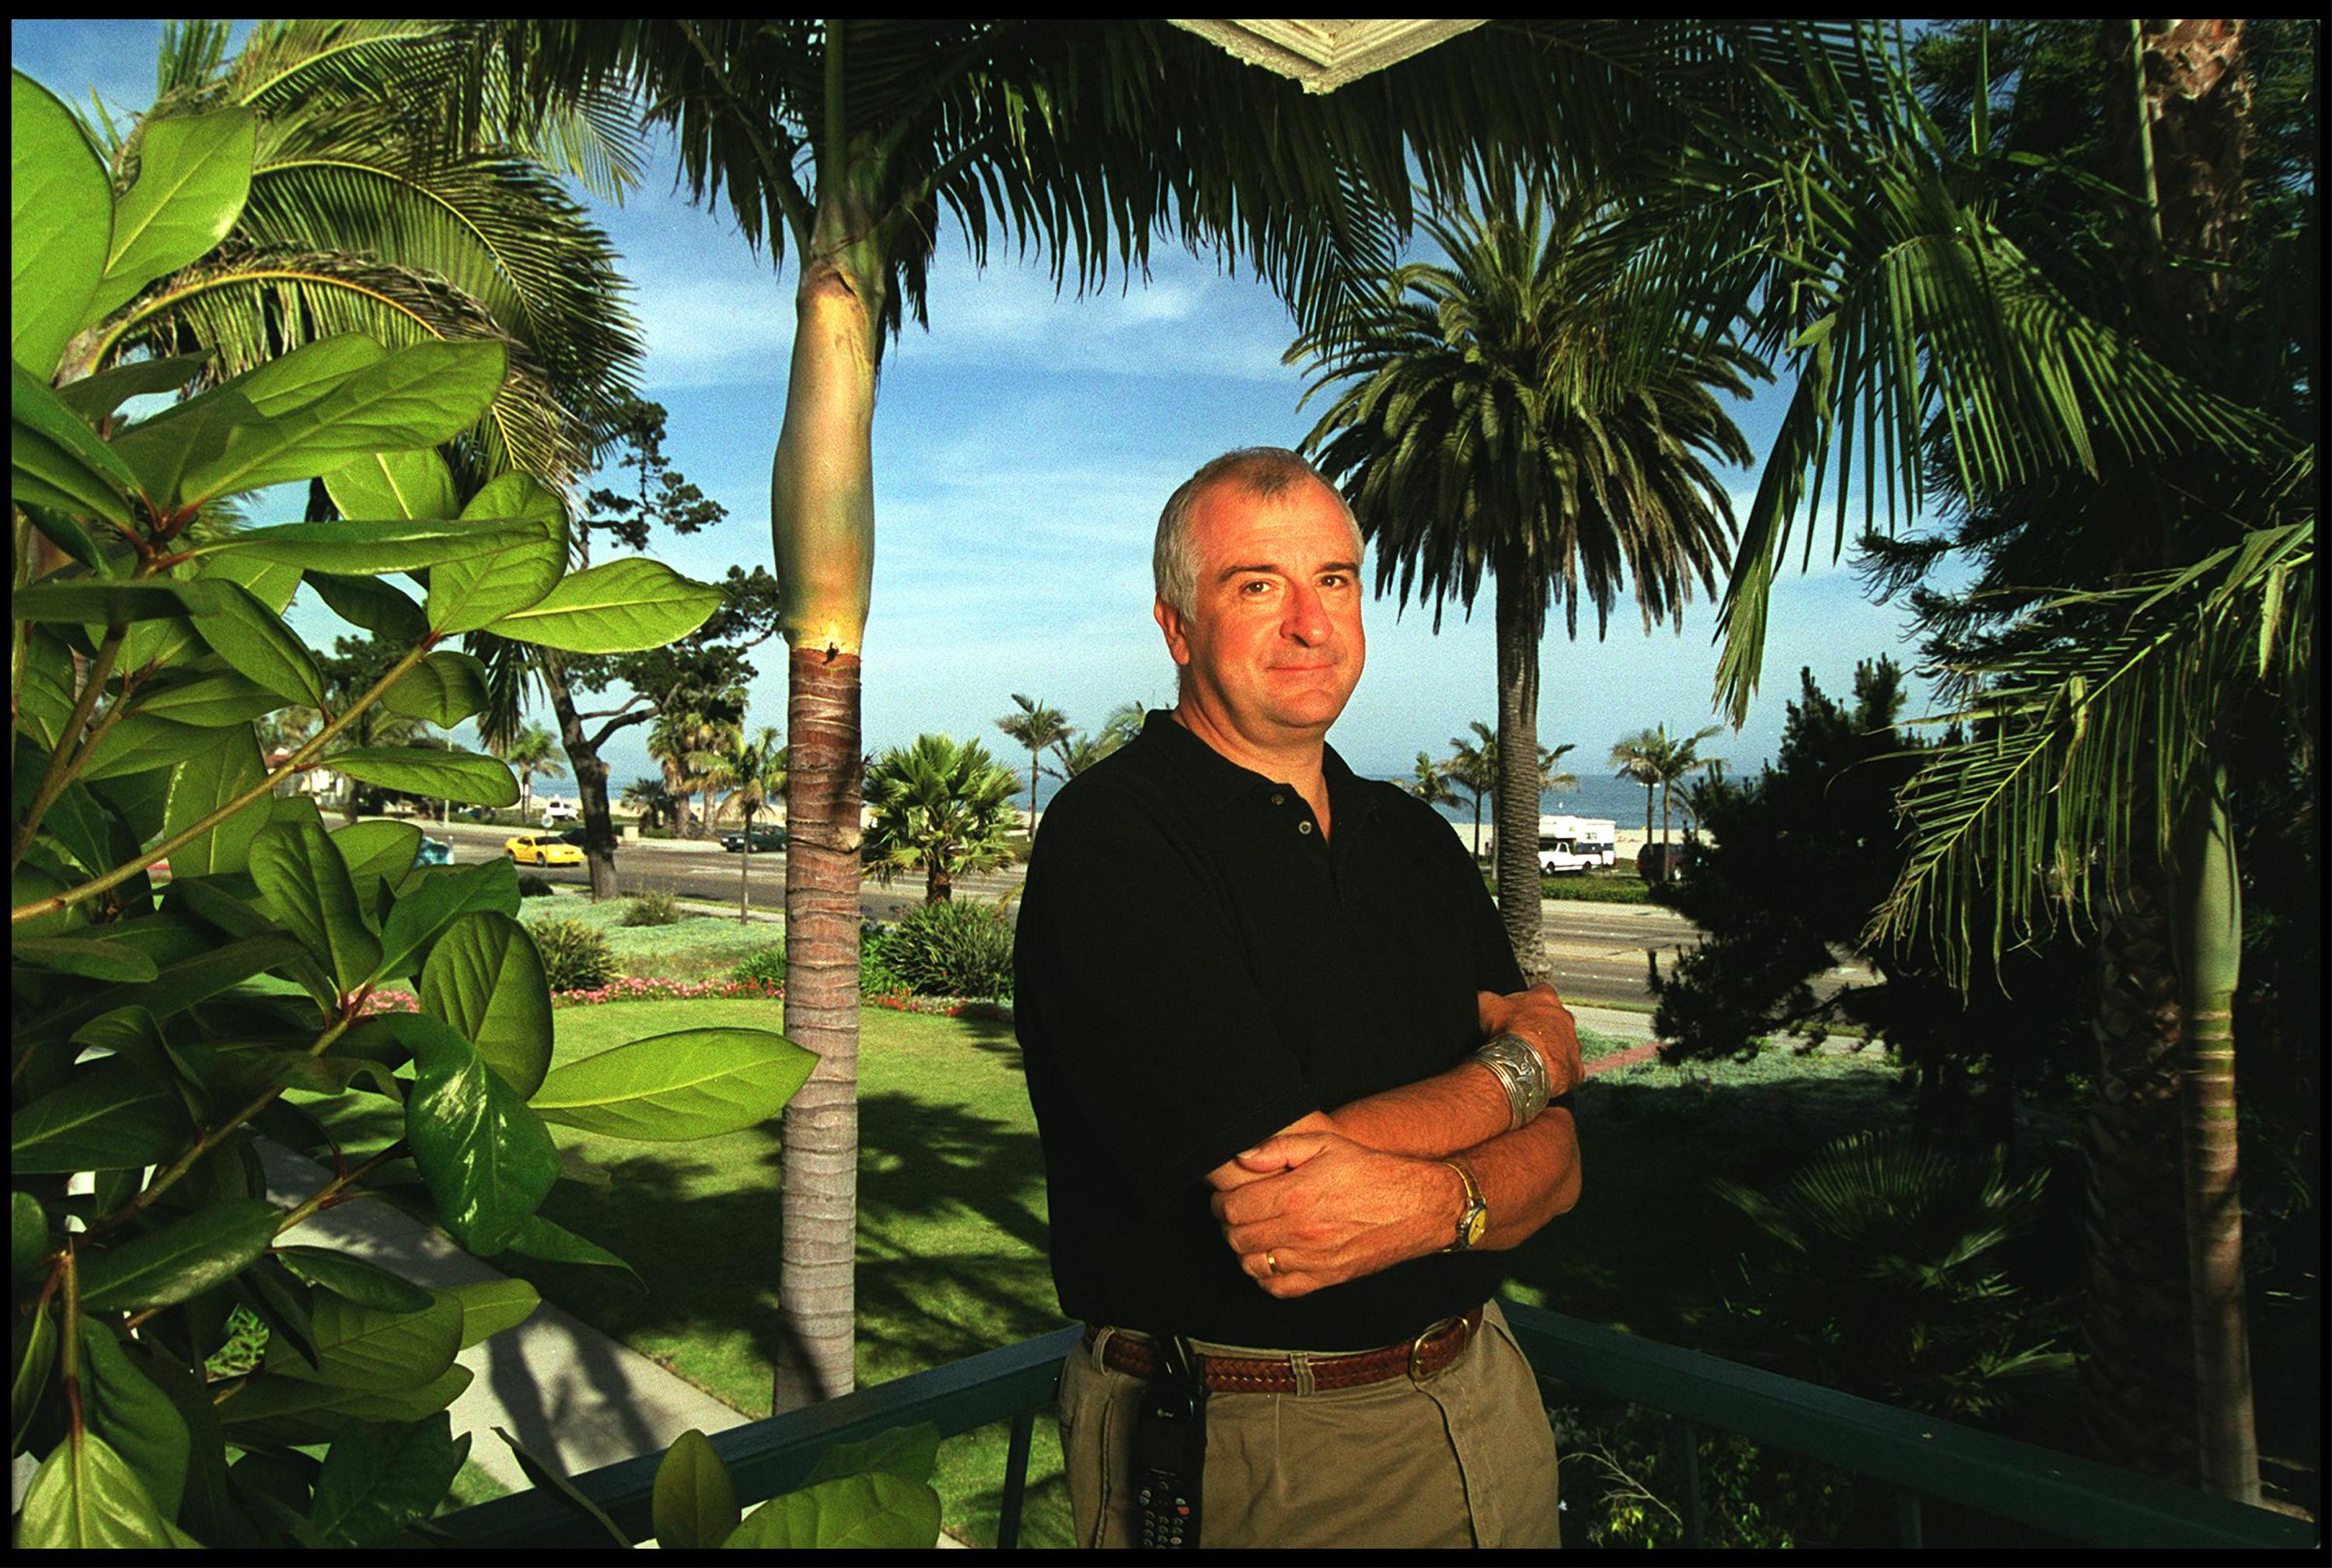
[1133,1336,1205,1549]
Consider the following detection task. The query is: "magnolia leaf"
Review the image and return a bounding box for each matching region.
[426,471,565,634]
[78,1318,193,1520]
[81,713,219,781]
[127,667,280,728]
[9,1058,188,1172]
[193,549,302,613]
[249,809,382,994]
[419,912,551,1096]
[306,570,428,641]
[77,1199,280,1313]
[445,1277,540,1349]
[218,1364,473,1447]
[273,1248,435,1315]
[302,1415,468,1548]
[15,1431,181,1549]
[529,1028,815,1140]
[488,557,722,653]
[87,105,256,321]
[802,1423,941,1487]
[13,359,142,529]
[261,1289,461,1392]
[11,935,158,983]
[721,1472,943,1550]
[331,819,424,906]
[495,1427,634,1548]
[405,1039,559,1256]
[53,352,211,423]
[323,446,456,523]
[655,1428,740,1550]
[11,69,112,379]
[188,578,325,707]
[213,515,540,577]
[13,1304,58,1451]
[499,1213,641,1286]
[379,649,490,726]
[330,746,518,808]
[12,1192,47,1283]
[159,723,270,878]
[11,576,232,624]
[378,860,523,984]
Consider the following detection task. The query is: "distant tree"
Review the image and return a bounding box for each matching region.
[1651,660,2089,1140]
[1409,750,1459,810]
[864,735,1018,904]
[995,693,1073,836]
[1444,721,1499,862]
[1610,722,1722,876]
[1099,700,1152,750]
[494,723,566,819]
[620,775,681,831]
[695,725,787,922]
[1053,732,1115,781]
[315,634,428,821]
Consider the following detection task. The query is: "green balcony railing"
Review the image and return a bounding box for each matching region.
[435,1302,2315,1550]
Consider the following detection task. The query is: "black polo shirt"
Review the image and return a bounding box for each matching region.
[1015,711,1526,1351]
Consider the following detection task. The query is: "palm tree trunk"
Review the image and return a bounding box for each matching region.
[1492,572,1546,982]
[770,211,881,1412]
[2172,767,2257,1501]
[2082,878,2198,1486]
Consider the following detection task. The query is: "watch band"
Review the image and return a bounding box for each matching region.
[1473,1032,1550,1129]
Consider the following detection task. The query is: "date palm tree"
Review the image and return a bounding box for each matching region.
[1444,721,1498,863]
[1408,750,1459,811]
[620,775,679,832]
[494,723,566,820]
[1609,723,1721,878]
[994,693,1072,836]
[1297,190,1756,973]
[863,735,1018,906]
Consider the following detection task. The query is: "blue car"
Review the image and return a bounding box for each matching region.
[417,835,453,866]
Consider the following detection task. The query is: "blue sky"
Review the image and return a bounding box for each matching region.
[16,19,1966,794]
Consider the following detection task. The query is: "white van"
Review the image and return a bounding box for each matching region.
[539,798,579,825]
[1538,815,1618,873]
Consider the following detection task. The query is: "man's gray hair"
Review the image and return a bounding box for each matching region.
[1152,447,1363,619]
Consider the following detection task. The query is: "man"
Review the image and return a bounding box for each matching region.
[1015,447,1584,1549]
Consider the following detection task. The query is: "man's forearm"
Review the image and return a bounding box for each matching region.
[1323,1060,1515,1159]
[1458,1105,1580,1251]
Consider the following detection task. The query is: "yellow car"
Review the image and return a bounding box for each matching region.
[504,834,584,867]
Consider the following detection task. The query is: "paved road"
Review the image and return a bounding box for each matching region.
[426,820,1872,1010]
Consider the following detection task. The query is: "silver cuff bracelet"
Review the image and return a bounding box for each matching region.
[1474,1032,1550,1130]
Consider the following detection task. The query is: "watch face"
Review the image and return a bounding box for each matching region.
[1461,1204,1488,1248]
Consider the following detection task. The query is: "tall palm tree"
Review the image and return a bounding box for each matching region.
[994,693,1072,836]
[1098,700,1152,751]
[863,735,1018,905]
[1052,732,1115,781]
[1297,190,1755,974]
[1409,750,1459,811]
[494,723,566,820]
[695,725,787,923]
[1609,722,1721,878]
[620,775,679,832]
[501,14,1878,1413]
[1444,721,1499,863]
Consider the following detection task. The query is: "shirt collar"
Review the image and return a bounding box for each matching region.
[1140,709,1380,828]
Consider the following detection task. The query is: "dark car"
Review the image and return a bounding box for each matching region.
[721,826,787,854]
[554,827,615,853]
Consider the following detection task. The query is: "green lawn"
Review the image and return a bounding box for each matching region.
[520,888,780,982]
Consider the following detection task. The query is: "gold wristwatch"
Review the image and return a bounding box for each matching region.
[1442,1158,1487,1251]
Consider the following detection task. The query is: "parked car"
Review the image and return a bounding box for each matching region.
[416,835,453,866]
[505,834,584,867]
[552,826,613,852]
[721,826,787,854]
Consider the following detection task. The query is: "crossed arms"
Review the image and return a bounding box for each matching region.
[1206,983,1586,1299]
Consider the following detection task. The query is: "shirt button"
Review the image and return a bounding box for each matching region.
[1271,793,1285,805]
[1297,821,1313,835]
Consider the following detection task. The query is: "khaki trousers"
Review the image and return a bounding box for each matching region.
[1058,1299,1561,1549]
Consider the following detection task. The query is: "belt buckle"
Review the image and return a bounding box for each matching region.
[1408,1315,1457,1384]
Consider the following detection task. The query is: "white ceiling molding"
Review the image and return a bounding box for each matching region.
[1168,19,1489,93]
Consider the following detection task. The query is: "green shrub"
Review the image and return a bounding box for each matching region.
[528,916,619,992]
[517,872,558,898]
[732,945,787,987]
[885,899,1014,999]
[621,891,682,927]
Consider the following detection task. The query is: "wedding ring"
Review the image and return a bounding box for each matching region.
[1265,1249,1278,1276]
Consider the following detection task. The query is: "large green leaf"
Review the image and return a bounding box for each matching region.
[9,1058,188,1172]
[15,1431,185,1549]
[426,470,566,634]
[11,70,112,379]
[803,1423,941,1487]
[12,1192,47,1283]
[159,723,270,878]
[111,336,506,509]
[488,557,723,653]
[128,666,280,729]
[81,714,219,781]
[500,1213,640,1284]
[418,913,551,1096]
[377,859,522,984]
[306,570,427,641]
[188,578,325,707]
[13,1304,58,1451]
[260,1287,461,1393]
[323,446,456,523]
[77,1199,280,1313]
[494,1426,633,1548]
[11,576,232,624]
[403,1027,559,1255]
[330,746,518,808]
[219,1364,473,1447]
[302,1416,470,1548]
[331,819,424,909]
[655,1428,740,1550]
[86,106,256,323]
[379,649,490,726]
[53,352,211,424]
[529,1028,815,1140]
[721,1472,943,1550]
[273,1247,434,1315]
[16,627,76,752]
[249,808,382,995]
[192,548,300,613]
[446,1278,539,1349]
[11,935,158,983]
[78,1318,192,1521]
[26,931,306,1046]
[13,360,143,529]
[209,515,542,577]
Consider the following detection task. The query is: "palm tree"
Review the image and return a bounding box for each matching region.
[1409,750,1459,811]
[500,14,1883,1413]
[494,723,566,820]
[695,725,787,923]
[1098,700,1152,751]
[1444,721,1499,863]
[1295,190,1757,979]
[620,775,679,832]
[994,693,1073,837]
[863,735,1018,906]
[1052,732,1115,781]
[1609,723,1720,878]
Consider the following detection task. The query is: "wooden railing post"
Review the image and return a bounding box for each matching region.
[1669,1417,1705,1548]
[998,1409,1036,1549]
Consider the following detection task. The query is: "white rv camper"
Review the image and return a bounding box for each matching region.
[1535,814,1618,873]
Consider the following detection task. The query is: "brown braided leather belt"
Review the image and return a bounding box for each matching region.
[1084,1308,1483,1393]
